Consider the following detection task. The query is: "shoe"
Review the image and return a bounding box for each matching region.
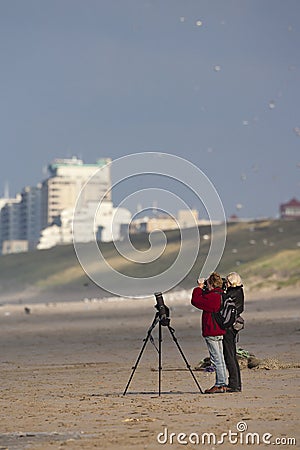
[204,385,226,394]
[224,386,241,393]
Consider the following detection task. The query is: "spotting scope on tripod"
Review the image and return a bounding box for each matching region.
[123,292,203,396]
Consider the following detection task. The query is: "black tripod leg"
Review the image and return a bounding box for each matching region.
[123,314,159,396]
[158,321,162,396]
[167,325,203,394]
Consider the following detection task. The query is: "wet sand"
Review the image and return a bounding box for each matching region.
[0,288,299,449]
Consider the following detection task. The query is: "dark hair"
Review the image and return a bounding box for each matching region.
[208,272,223,289]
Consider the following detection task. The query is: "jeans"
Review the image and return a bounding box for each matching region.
[205,336,227,386]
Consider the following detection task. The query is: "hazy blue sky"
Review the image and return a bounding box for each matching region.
[0,0,299,219]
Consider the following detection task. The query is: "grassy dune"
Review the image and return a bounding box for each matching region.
[0,219,299,300]
[218,220,300,290]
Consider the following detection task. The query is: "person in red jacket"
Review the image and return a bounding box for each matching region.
[191,272,227,394]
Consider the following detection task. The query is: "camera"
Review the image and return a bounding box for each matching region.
[154,292,170,326]
[222,277,227,293]
[200,277,227,293]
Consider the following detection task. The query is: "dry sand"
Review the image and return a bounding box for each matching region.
[0,288,299,449]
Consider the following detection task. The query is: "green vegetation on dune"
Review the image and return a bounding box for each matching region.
[0,244,79,287]
[239,249,300,289]
[219,220,300,290]
[176,219,300,290]
[0,219,299,297]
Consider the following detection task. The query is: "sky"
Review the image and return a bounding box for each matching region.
[0,0,299,219]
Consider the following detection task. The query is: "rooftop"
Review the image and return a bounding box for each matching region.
[48,157,112,174]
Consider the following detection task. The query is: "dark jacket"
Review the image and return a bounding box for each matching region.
[191,287,226,337]
[224,285,244,317]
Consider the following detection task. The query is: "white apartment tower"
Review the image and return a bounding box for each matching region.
[41,157,111,228]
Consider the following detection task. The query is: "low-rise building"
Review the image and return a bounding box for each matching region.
[2,240,28,255]
[129,209,201,235]
[38,201,132,249]
[177,209,199,228]
[129,214,178,234]
[280,198,300,219]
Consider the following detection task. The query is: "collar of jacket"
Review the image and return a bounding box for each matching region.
[210,287,223,294]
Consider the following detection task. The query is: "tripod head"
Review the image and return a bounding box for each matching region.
[154,292,170,326]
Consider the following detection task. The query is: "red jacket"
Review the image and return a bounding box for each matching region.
[191,287,225,337]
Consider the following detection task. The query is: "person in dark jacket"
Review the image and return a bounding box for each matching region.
[191,272,227,394]
[223,272,245,392]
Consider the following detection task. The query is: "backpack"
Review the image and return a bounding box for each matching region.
[213,295,237,330]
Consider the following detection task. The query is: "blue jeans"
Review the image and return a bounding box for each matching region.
[205,336,227,386]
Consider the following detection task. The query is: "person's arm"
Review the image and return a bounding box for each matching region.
[236,289,244,316]
[191,288,221,312]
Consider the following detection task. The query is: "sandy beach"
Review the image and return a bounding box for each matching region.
[0,287,299,449]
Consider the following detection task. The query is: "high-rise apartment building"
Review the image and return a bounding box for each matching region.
[0,195,22,253]
[0,156,119,253]
[0,186,42,254]
[20,185,42,250]
[41,157,111,228]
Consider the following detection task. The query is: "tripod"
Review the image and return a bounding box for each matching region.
[123,311,203,396]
